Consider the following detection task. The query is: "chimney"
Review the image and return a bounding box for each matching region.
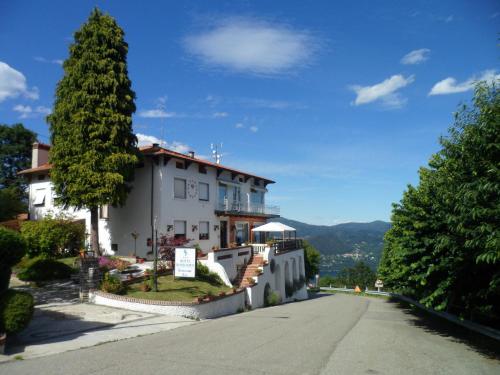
[32,142,50,168]
[188,151,195,158]
[152,143,159,148]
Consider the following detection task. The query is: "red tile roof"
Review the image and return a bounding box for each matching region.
[18,144,275,183]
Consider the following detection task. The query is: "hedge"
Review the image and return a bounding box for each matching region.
[0,227,26,294]
[0,290,34,334]
[21,217,84,258]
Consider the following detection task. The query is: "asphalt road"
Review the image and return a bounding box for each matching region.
[1,293,498,375]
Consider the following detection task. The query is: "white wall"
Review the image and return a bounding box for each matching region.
[246,248,308,308]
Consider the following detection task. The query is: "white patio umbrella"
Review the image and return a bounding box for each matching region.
[252,222,297,242]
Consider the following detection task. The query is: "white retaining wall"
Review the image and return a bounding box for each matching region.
[89,290,246,319]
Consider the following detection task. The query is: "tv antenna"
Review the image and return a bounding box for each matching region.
[211,143,223,164]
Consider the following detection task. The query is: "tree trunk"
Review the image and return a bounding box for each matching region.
[90,207,101,256]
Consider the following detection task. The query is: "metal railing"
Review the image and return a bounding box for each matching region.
[272,239,303,254]
[216,199,280,216]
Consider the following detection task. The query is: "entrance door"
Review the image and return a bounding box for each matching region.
[220,221,228,249]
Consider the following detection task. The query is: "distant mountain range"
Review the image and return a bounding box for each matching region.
[276,218,391,274]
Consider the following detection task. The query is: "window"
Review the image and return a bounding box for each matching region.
[199,221,209,240]
[37,174,45,181]
[174,220,186,239]
[218,184,227,202]
[174,178,186,199]
[176,161,184,169]
[199,182,209,201]
[251,189,264,204]
[198,165,207,174]
[99,205,109,219]
[33,189,46,206]
[233,186,241,202]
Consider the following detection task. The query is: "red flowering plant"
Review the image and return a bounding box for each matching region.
[158,235,192,261]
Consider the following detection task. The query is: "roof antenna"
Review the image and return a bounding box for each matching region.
[211,143,223,164]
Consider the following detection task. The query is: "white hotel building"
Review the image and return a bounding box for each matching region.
[20,142,308,307]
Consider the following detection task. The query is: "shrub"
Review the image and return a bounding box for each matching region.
[266,291,281,306]
[100,273,126,295]
[285,281,294,298]
[21,217,84,258]
[195,262,223,286]
[0,227,26,294]
[98,256,131,272]
[17,258,74,282]
[0,290,34,334]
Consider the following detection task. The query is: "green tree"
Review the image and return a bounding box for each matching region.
[337,261,377,289]
[0,123,37,220]
[0,187,26,221]
[47,8,138,255]
[303,240,320,280]
[379,82,499,325]
[0,123,36,191]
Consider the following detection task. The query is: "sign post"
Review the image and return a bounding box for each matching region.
[174,248,196,278]
[375,279,384,292]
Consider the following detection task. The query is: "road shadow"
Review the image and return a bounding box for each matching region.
[5,309,112,355]
[388,297,500,360]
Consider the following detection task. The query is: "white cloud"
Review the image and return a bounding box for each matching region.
[0,61,39,102]
[400,48,430,65]
[34,56,63,65]
[138,109,179,118]
[13,104,51,119]
[350,74,415,108]
[249,126,258,133]
[212,112,228,118]
[136,133,191,154]
[429,70,500,96]
[184,18,318,75]
[235,123,245,129]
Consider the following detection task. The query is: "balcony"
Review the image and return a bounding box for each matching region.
[216,199,280,217]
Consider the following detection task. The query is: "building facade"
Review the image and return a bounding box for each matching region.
[20,143,279,257]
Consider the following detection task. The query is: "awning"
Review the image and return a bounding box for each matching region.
[251,222,296,232]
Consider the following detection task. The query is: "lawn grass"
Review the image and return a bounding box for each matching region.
[125,275,232,302]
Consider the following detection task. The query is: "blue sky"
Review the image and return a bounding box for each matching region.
[1,1,498,224]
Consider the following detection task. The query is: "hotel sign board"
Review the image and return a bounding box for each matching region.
[174,248,196,278]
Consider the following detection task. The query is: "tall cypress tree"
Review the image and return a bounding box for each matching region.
[48,8,138,255]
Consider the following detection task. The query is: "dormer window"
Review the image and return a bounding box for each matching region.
[176,161,184,169]
[198,165,207,174]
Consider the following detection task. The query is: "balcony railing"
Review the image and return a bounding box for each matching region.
[271,239,303,254]
[216,199,280,216]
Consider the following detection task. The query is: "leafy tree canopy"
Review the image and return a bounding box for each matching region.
[303,240,320,280]
[0,123,36,191]
[378,82,499,327]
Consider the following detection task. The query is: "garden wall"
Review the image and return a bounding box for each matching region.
[89,289,246,319]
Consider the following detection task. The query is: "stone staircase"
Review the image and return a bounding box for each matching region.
[235,255,264,288]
